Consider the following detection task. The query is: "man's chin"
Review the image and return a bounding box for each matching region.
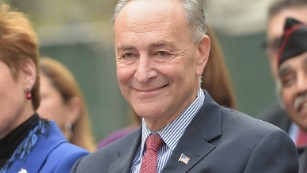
[294,113,307,130]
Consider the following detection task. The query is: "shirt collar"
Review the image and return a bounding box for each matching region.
[140,88,205,155]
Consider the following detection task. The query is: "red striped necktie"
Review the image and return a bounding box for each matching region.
[140,134,164,173]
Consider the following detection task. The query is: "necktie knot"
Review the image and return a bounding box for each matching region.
[145,134,164,153]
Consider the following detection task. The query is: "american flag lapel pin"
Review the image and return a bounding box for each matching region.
[178,153,190,164]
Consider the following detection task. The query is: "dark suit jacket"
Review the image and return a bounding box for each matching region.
[7,121,89,173]
[260,104,307,173]
[72,91,298,173]
[259,104,291,133]
[299,149,307,173]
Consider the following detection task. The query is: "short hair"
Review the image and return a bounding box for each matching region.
[0,4,40,110]
[269,0,307,17]
[113,0,207,43]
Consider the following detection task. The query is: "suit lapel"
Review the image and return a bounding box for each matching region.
[162,90,222,172]
[108,129,141,173]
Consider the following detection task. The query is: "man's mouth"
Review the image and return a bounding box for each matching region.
[298,102,307,113]
[294,96,307,114]
[134,84,168,92]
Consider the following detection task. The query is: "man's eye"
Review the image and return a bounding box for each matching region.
[281,75,296,87]
[122,53,135,59]
[156,51,170,57]
[116,52,138,64]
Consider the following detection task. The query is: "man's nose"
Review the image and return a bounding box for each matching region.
[134,56,158,83]
[296,72,307,95]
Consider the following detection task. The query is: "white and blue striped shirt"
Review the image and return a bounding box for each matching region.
[131,88,205,173]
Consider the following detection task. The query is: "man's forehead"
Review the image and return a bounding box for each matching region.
[267,15,286,41]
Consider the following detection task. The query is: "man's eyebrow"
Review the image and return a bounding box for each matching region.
[116,45,136,52]
[149,40,175,48]
[116,41,176,52]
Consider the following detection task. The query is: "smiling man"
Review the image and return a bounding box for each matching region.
[279,51,307,132]
[71,0,298,172]
[276,17,307,173]
[260,0,307,148]
[278,18,307,133]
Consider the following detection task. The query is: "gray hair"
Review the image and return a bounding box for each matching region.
[112,0,207,43]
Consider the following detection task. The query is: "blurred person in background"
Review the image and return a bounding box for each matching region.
[72,0,298,172]
[96,25,237,149]
[202,25,236,109]
[38,57,96,152]
[260,0,307,147]
[276,17,307,173]
[0,4,88,173]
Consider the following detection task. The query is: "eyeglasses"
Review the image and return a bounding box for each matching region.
[262,37,282,57]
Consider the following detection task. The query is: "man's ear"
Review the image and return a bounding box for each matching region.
[196,35,211,76]
[21,59,36,90]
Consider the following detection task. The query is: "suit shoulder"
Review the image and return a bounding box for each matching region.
[72,129,140,172]
[222,107,286,136]
[42,142,89,172]
[50,142,89,157]
[258,104,288,122]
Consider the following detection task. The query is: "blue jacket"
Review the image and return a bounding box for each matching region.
[6,121,89,173]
